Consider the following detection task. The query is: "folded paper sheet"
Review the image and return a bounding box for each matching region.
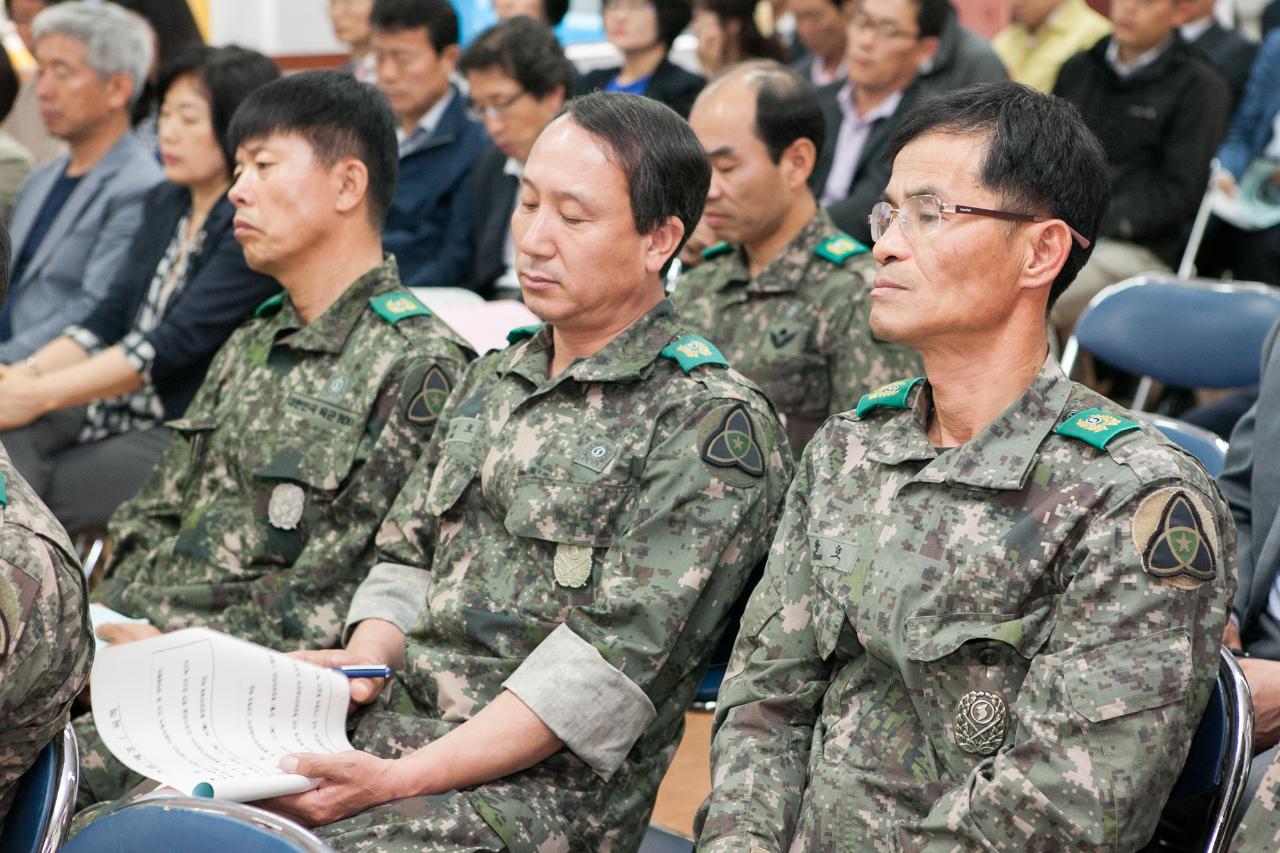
[91,628,352,802]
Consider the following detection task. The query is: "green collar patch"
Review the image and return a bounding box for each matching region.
[370,291,432,324]
[0,470,6,507]
[506,323,543,345]
[814,233,869,266]
[700,242,734,261]
[254,292,286,318]
[1055,407,1141,450]
[660,335,729,374]
[855,377,924,418]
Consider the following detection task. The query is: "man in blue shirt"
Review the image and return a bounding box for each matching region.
[372,0,488,290]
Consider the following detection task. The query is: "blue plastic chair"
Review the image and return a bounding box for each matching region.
[1061,276,1280,410]
[63,796,333,853]
[1144,647,1253,852]
[693,665,725,711]
[0,724,79,853]
[640,824,695,853]
[1141,414,1231,478]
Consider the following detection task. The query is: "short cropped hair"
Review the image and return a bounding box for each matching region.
[654,0,694,50]
[459,17,573,99]
[888,81,1111,307]
[712,60,825,163]
[158,45,281,174]
[544,0,570,25]
[914,0,950,40]
[562,92,711,276]
[371,0,459,52]
[227,70,400,227]
[33,2,154,107]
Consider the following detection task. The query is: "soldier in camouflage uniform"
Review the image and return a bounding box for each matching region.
[672,61,920,455]
[698,82,1236,851]
[0,436,93,830]
[258,93,792,853]
[75,72,473,809]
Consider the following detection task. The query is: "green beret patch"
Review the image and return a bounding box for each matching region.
[814,233,869,265]
[254,292,286,318]
[1055,407,1141,450]
[506,324,543,345]
[855,377,924,418]
[371,291,432,324]
[700,242,734,260]
[1131,487,1218,590]
[660,335,729,374]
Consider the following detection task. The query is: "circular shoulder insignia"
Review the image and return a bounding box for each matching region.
[697,403,766,488]
[268,482,306,531]
[406,365,452,426]
[1131,487,1219,590]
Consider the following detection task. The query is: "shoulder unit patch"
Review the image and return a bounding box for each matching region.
[699,403,765,487]
[855,377,924,418]
[371,291,432,324]
[814,233,869,265]
[404,364,452,426]
[1055,407,1141,450]
[700,242,734,260]
[660,336,729,374]
[1131,487,1218,590]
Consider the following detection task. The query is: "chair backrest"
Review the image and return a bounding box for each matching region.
[62,796,333,853]
[1141,414,1231,478]
[0,724,79,853]
[1148,647,1253,853]
[1061,277,1280,392]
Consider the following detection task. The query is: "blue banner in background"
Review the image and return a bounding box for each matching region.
[452,0,605,45]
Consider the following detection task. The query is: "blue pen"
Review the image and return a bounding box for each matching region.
[335,665,393,678]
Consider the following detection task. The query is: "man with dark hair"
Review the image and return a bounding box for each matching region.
[75,70,474,809]
[812,0,946,244]
[255,92,791,853]
[458,16,573,296]
[371,0,488,289]
[0,1,162,364]
[1180,0,1257,108]
[1050,0,1229,342]
[790,0,848,86]
[698,81,1234,850]
[0,217,93,833]
[674,60,920,455]
[493,0,570,26]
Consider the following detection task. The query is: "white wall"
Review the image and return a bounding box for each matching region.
[208,0,345,56]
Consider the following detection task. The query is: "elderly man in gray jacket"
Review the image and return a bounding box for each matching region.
[0,1,161,365]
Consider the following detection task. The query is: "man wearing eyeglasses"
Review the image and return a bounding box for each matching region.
[812,0,947,245]
[459,17,572,298]
[372,0,488,290]
[698,81,1235,851]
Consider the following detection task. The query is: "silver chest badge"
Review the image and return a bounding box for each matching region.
[553,544,593,588]
[955,691,1007,755]
[268,483,306,530]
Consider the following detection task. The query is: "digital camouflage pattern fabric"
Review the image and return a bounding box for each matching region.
[671,208,921,456]
[697,358,1235,852]
[76,257,473,808]
[0,446,92,829]
[318,300,793,852]
[1231,754,1280,849]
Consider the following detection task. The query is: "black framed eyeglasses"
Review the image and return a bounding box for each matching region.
[466,89,529,121]
[869,195,1092,249]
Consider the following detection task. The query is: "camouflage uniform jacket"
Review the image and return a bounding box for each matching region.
[698,358,1235,852]
[0,447,92,827]
[93,257,473,650]
[671,208,921,455]
[343,300,793,850]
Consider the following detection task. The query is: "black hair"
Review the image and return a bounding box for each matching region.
[459,17,573,99]
[543,0,570,25]
[371,0,459,52]
[157,45,281,175]
[112,0,205,126]
[888,81,1111,308]
[715,60,824,163]
[562,92,711,276]
[227,70,399,227]
[652,0,694,50]
[915,0,950,40]
[694,0,787,64]
[0,40,18,123]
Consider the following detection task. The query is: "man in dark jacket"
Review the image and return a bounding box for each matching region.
[1050,0,1228,341]
[373,0,488,290]
[1180,0,1257,109]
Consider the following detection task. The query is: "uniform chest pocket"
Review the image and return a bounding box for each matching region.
[166,417,218,479]
[424,451,478,518]
[808,534,862,661]
[502,478,636,590]
[903,602,1055,762]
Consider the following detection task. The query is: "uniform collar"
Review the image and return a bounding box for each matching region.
[498,299,683,387]
[866,355,1072,490]
[269,256,402,354]
[714,207,838,294]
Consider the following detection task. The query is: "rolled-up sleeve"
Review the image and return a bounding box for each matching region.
[344,561,431,643]
[504,623,656,780]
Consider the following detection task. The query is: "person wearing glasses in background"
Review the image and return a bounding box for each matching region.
[576,0,704,118]
[811,0,946,246]
[459,17,572,297]
[372,0,488,290]
[697,81,1236,851]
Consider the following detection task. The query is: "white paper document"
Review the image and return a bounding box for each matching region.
[91,628,352,802]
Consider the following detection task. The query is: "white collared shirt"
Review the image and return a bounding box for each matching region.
[396,88,455,158]
[1105,34,1175,78]
[498,156,523,291]
[1179,17,1215,44]
[820,86,904,206]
